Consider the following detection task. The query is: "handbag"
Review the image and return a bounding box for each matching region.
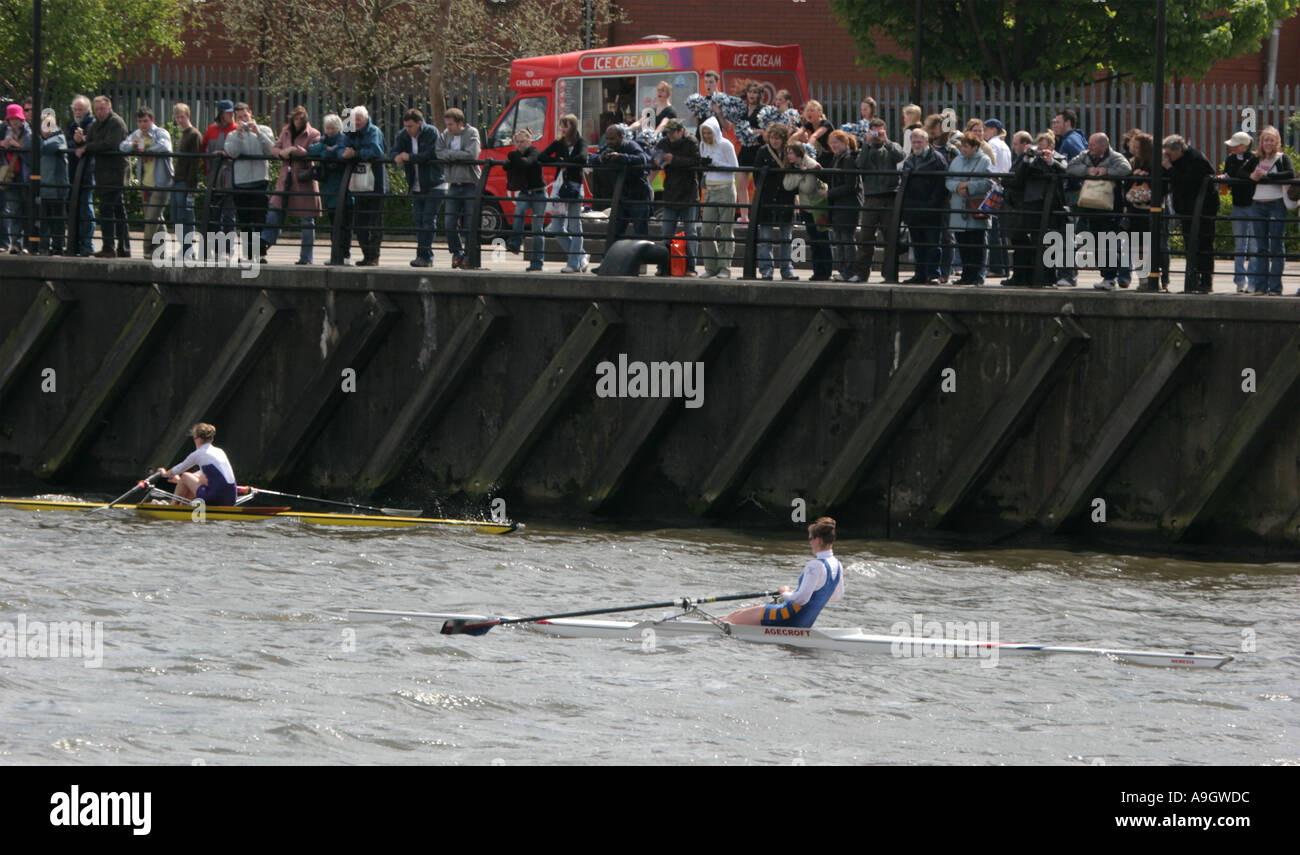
[545,177,567,218]
[348,162,374,193]
[294,162,319,184]
[1077,178,1115,210]
[0,161,12,185]
[1124,181,1151,207]
[977,182,1003,217]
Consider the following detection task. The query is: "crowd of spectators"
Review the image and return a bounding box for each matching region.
[1,91,1296,292]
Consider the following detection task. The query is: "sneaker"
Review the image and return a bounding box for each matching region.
[698,270,715,279]
[579,254,590,272]
[714,268,731,279]
[830,273,844,282]
[1094,279,1115,291]
[1235,281,1246,293]
[560,265,579,274]
[781,273,800,281]
[847,275,864,283]
[409,257,432,267]
[760,272,773,281]
[1055,276,1075,287]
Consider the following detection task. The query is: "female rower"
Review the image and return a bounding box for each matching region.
[724,517,843,627]
[157,422,238,505]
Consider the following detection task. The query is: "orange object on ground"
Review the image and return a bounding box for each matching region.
[670,233,687,276]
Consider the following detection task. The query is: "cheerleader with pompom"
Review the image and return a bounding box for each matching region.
[736,82,766,223]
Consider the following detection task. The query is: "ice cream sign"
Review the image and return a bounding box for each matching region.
[578,51,672,73]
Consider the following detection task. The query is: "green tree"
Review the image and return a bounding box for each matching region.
[0,0,189,105]
[828,0,1300,84]
[210,0,624,119]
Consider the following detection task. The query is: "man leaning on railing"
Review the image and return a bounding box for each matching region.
[391,108,443,268]
[119,106,173,249]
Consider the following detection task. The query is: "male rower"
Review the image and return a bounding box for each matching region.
[724,517,843,626]
[156,423,237,506]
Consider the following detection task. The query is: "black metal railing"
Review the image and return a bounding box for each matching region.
[2,148,1296,293]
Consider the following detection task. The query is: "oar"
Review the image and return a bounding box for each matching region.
[441,591,781,636]
[243,486,422,517]
[96,472,162,511]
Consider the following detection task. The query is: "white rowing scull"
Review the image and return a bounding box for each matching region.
[348,606,1235,668]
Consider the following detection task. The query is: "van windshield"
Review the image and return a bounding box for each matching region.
[490,96,548,148]
[558,72,699,144]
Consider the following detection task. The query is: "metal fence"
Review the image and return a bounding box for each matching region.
[811,80,1300,156]
[100,64,513,137]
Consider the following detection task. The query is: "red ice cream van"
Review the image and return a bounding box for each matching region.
[478,39,809,232]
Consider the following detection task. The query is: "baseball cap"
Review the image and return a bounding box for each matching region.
[663,118,685,132]
[215,99,234,114]
[1224,131,1252,147]
[983,118,1005,131]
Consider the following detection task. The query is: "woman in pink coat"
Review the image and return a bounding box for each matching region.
[261,106,322,264]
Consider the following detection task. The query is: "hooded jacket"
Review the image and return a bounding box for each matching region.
[698,117,737,186]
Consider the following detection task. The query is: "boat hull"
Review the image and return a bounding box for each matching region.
[347,610,1233,668]
[0,498,518,533]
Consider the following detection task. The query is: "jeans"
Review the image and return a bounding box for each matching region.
[546,198,585,268]
[412,190,444,260]
[699,184,735,274]
[508,190,546,267]
[757,223,794,278]
[261,207,315,263]
[0,185,28,249]
[233,181,269,254]
[1230,204,1255,287]
[1249,199,1287,294]
[852,195,892,278]
[169,181,195,249]
[804,214,833,279]
[987,214,1010,274]
[95,187,129,253]
[904,218,940,280]
[955,229,986,282]
[69,181,94,253]
[444,182,477,259]
[39,198,66,253]
[660,202,699,272]
[609,190,651,242]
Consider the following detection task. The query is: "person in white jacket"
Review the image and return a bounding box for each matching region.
[697,116,737,278]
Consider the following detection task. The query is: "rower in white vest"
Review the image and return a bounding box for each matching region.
[724,516,844,627]
[157,423,238,506]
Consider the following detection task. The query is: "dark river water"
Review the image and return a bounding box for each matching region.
[1,501,1295,765]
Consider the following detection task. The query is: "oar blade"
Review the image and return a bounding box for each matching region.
[440,618,499,636]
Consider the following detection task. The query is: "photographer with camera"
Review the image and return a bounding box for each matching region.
[222,102,275,261]
[1004,130,1067,287]
[851,118,904,282]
